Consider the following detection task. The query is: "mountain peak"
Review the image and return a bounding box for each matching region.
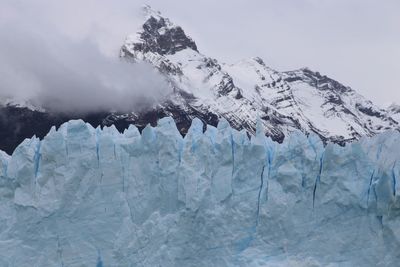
[124,6,198,56]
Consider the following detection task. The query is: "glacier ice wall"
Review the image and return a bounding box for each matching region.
[0,117,400,266]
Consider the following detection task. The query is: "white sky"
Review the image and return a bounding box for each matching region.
[1,0,399,108]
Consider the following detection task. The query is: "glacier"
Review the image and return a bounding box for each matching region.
[0,117,399,266]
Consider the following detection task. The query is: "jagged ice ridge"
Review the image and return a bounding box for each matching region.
[0,118,400,266]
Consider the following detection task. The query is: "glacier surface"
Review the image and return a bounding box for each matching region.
[0,118,400,266]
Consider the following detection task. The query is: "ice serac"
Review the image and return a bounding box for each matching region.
[0,118,400,266]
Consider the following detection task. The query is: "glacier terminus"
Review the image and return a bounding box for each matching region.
[0,117,399,266]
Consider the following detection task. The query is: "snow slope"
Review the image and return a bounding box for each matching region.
[0,118,399,266]
[388,103,400,123]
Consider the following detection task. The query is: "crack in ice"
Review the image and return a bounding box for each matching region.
[313,151,324,209]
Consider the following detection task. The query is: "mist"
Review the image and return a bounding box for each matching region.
[0,0,170,114]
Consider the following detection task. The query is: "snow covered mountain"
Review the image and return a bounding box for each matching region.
[120,6,399,144]
[0,5,398,154]
[0,118,399,266]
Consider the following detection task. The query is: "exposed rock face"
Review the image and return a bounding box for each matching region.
[133,16,198,55]
[0,106,109,155]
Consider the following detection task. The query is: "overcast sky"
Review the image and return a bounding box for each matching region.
[0,0,399,110]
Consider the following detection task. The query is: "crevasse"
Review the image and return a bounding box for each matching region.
[0,117,399,266]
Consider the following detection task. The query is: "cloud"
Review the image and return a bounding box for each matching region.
[0,0,170,113]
